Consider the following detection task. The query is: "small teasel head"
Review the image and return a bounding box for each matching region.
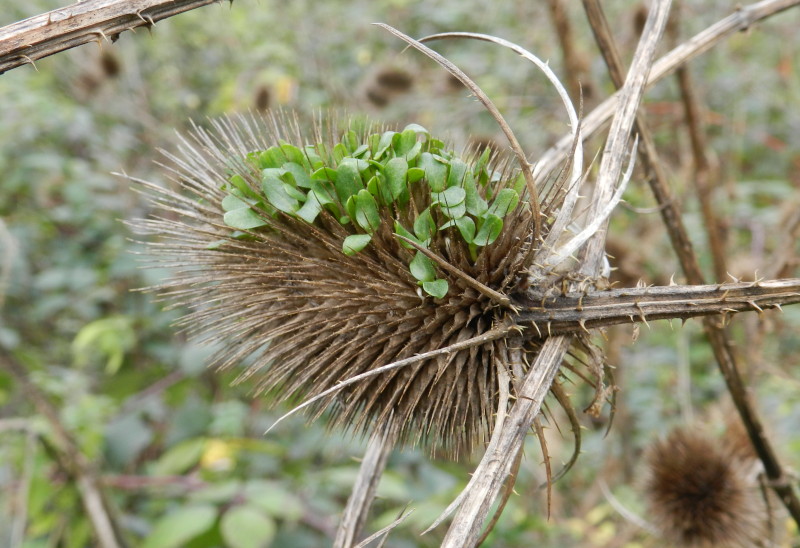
[644,426,768,547]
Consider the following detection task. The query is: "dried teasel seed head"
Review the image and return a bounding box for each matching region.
[132,111,546,457]
[644,426,767,547]
[373,66,414,93]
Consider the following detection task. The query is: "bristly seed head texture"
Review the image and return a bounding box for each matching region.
[133,112,581,458]
[645,426,767,547]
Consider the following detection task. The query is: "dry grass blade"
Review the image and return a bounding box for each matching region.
[374,23,541,238]
[394,234,511,307]
[266,325,511,435]
[417,31,584,254]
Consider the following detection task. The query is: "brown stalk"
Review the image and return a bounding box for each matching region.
[545,0,590,103]
[333,426,398,548]
[0,349,127,548]
[0,0,224,74]
[537,0,800,181]
[580,0,800,527]
[438,3,673,545]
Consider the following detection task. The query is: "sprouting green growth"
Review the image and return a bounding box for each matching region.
[220,124,523,297]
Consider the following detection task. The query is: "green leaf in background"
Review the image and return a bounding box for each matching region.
[151,437,206,476]
[243,480,304,521]
[422,279,449,298]
[223,207,269,230]
[473,214,504,246]
[342,234,372,256]
[220,505,276,548]
[142,505,217,548]
[409,251,436,282]
[419,152,448,192]
[72,315,136,374]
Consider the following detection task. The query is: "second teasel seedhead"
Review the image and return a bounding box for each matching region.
[134,112,541,457]
[644,426,768,547]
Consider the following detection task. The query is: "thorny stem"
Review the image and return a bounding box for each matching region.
[581,0,800,527]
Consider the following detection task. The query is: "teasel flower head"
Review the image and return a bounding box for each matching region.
[131,28,622,463]
[644,425,767,547]
[134,112,549,456]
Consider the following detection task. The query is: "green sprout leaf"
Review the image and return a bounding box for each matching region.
[354,189,380,233]
[229,174,259,199]
[409,251,436,282]
[394,222,424,249]
[473,213,504,246]
[223,207,269,230]
[342,234,372,256]
[407,167,425,183]
[259,147,285,169]
[385,157,408,200]
[447,159,468,189]
[335,161,363,203]
[281,162,312,189]
[262,173,300,213]
[487,188,520,218]
[422,279,449,299]
[419,152,448,192]
[413,207,435,241]
[296,191,323,223]
[455,216,476,243]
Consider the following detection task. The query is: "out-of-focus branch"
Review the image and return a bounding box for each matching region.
[537,0,800,180]
[0,349,127,548]
[0,0,224,74]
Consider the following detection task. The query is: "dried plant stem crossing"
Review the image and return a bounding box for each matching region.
[581,0,800,526]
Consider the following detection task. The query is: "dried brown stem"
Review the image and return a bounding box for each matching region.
[440,3,673,545]
[580,0,800,527]
[334,427,398,548]
[517,278,800,334]
[538,0,800,181]
[0,349,126,548]
[545,0,589,103]
[0,0,223,74]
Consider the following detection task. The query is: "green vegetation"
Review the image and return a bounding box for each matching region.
[1,1,799,547]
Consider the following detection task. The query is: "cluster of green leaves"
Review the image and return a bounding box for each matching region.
[222,124,523,298]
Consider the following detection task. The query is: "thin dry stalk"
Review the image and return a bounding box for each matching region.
[0,350,126,548]
[334,426,398,548]
[438,3,673,545]
[0,0,223,74]
[545,0,590,103]
[537,0,800,181]
[580,0,800,527]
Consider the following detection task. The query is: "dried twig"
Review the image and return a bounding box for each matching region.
[580,0,800,526]
[0,0,224,74]
[0,349,126,548]
[537,0,800,181]
[334,426,398,548]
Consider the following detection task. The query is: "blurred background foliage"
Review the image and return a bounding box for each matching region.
[0,1,799,546]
